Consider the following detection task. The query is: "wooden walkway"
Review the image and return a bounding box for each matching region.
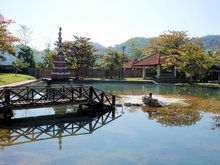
[0,85,115,114]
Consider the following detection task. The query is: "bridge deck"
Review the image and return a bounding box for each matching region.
[0,85,115,113]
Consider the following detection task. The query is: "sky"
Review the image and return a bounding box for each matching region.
[1,0,220,50]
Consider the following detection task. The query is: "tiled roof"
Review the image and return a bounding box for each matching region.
[123,60,137,69]
[134,52,167,66]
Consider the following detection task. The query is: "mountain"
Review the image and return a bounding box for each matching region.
[1,35,220,65]
[200,35,220,50]
[93,42,106,55]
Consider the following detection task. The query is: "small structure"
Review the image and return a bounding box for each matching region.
[133,52,176,79]
[51,27,70,81]
[142,93,164,107]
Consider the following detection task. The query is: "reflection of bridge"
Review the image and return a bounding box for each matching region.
[0,108,121,150]
[0,85,115,115]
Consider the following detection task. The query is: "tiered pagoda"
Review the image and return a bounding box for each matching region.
[51,27,70,81]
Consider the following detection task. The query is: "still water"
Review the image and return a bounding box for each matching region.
[0,83,220,165]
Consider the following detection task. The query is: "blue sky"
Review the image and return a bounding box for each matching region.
[1,0,220,50]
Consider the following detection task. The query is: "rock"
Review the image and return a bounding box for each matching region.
[142,95,164,107]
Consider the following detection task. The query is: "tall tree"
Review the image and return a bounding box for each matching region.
[62,36,96,78]
[0,14,20,59]
[104,49,124,70]
[18,24,32,47]
[17,46,36,68]
[15,25,35,69]
[145,31,211,81]
[126,38,139,59]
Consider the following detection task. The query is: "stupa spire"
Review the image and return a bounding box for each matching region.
[51,27,70,81]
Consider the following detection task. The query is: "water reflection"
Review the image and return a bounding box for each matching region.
[92,83,220,98]
[142,95,220,127]
[211,116,220,130]
[143,107,201,127]
[0,107,121,150]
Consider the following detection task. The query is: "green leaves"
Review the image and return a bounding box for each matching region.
[145,30,213,81]
[104,49,124,70]
[0,14,20,55]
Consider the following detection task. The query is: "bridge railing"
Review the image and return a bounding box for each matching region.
[0,85,115,111]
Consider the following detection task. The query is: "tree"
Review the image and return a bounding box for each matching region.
[37,39,56,68]
[0,14,20,59]
[18,24,32,47]
[40,50,56,68]
[104,49,124,70]
[145,30,211,81]
[63,36,96,79]
[15,25,35,69]
[17,45,36,68]
[12,58,29,74]
[180,42,212,81]
[126,38,139,59]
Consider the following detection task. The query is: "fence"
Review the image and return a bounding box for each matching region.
[28,68,143,79]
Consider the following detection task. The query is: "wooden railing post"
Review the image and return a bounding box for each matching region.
[4,88,10,106]
[101,92,104,106]
[52,88,55,102]
[79,86,82,98]
[31,89,34,104]
[89,86,93,103]
[62,86,65,99]
[112,95,115,107]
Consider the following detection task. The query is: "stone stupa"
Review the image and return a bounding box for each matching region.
[51,27,70,81]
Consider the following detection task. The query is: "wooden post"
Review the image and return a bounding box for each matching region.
[112,95,115,107]
[112,109,115,119]
[62,86,65,99]
[101,92,104,106]
[52,88,55,102]
[89,120,93,133]
[89,86,93,103]
[31,89,34,104]
[79,86,82,98]
[4,88,10,106]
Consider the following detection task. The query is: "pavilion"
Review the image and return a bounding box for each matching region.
[126,52,177,79]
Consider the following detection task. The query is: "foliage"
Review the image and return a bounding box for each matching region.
[16,45,36,69]
[210,49,220,68]
[0,14,20,59]
[12,58,29,74]
[62,36,96,78]
[37,49,56,68]
[145,31,212,81]
[104,49,124,70]
[0,73,35,86]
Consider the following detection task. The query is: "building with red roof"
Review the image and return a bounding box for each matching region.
[124,52,176,79]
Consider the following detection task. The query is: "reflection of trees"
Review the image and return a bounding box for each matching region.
[211,116,220,130]
[143,107,201,127]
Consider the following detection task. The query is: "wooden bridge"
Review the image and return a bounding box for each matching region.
[0,85,115,114]
[0,108,121,149]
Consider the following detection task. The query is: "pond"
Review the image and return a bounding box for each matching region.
[0,83,220,165]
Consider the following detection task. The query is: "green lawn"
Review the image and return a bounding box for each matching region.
[0,73,36,86]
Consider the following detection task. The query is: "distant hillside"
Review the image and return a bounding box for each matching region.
[93,42,106,55]
[200,35,220,50]
[1,35,220,65]
[108,37,155,54]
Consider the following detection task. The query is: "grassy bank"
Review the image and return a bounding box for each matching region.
[0,73,36,86]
